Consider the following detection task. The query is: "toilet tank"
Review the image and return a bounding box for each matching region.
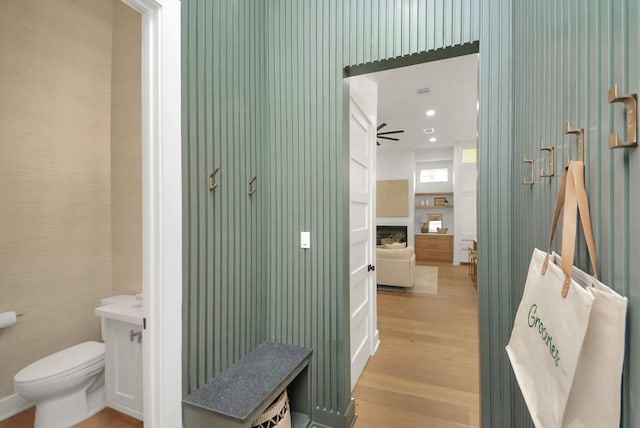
[99,295,137,341]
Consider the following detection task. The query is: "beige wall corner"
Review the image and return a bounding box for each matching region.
[111,1,142,297]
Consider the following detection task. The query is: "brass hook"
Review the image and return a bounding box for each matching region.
[248,176,257,196]
[608,84,638,149]
[539,141,555,177]
[564,122,584,166]
[208,165,220,191]
[522,156,535,185]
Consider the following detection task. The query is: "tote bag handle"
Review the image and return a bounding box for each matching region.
[542,161,598,297]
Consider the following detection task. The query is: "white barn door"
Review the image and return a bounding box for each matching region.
[348,77,378,390]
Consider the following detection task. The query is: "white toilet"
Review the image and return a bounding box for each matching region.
[12,295,137,428]
[14,341,106,428]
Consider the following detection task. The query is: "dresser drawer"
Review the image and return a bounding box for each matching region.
[414,234,453,262]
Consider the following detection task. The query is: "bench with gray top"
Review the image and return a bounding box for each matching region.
[183,341,312,428]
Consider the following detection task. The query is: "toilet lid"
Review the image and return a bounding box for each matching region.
[14,341,104,384]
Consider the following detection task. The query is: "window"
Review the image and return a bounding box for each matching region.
[419,168,449,183]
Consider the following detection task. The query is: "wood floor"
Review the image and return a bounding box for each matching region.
[0,407,142,428]
[353,262,480,428]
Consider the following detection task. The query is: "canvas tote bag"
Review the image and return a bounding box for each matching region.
[507,161,628,427]
[506,161,597,427]
[552,161,628,428]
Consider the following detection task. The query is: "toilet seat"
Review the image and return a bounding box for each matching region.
[15,341,104,386]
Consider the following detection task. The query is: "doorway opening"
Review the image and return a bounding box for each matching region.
[347,50,480,425]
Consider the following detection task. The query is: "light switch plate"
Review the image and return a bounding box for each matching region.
[300,232,311,249]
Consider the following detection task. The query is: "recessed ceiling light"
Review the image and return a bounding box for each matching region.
[426,109,436,117]
[430,137,437,142]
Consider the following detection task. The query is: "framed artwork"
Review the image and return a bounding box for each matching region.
[376,179,409,217]
[434,197,447,206]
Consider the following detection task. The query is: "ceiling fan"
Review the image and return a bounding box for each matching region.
[376,123,405,146]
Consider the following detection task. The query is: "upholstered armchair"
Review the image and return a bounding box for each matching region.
[375,245,416,288]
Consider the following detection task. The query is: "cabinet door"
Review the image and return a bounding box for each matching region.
[414,235,429,260]
[106,320,143,418]
[415,234,453,262]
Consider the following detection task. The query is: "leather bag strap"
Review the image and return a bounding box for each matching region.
[570,161,598,278]
[559,161,598,297]
[546,168,568,253]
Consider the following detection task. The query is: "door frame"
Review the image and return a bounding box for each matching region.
[344,43,479,392]
[120,0,182,426]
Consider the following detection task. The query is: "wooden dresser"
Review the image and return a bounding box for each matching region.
[415,234,453,263]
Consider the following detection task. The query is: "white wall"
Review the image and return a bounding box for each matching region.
[415,147,453,162]
[376,149,415,247]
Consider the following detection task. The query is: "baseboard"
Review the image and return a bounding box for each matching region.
[311,399,356,428]
[0,393,33,422]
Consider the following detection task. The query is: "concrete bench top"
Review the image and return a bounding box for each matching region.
[182,341,312,424]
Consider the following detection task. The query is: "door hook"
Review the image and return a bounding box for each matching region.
[522,156,535,185]
[248,176,257,196]
[564,122,584,166]
[539,141,555,177]
[608,84,638,149]
[208,165,220,191]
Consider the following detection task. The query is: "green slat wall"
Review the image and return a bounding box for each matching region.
[182,0,481,425]
[511,0,640,426]
[477,0,515,426]
[183,0,638,426]
[181,0,268,395]
[263,1,479,423]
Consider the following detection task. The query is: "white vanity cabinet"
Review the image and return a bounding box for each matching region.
[103,318,143,420]
[95,296,144,421]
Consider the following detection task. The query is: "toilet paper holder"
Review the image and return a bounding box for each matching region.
[0,311,23,329]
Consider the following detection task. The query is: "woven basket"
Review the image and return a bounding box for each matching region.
[252,390,291,428]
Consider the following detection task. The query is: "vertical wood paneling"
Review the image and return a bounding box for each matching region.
[181,0,267,394]
[511,1,640,426]
[477,0,515,426]
[183,0,482,426]
[263,0,479,423]
[627,2,640,426]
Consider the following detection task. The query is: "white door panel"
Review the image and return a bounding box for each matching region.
[349,239,368,273]
[348,76,378,390]
[350,274,368,314]
[350,202,368,230]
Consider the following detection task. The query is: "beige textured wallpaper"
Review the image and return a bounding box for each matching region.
[111,1,142,297]
[0,0,141,399]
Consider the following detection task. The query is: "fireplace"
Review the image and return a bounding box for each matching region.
[376,225,408,245]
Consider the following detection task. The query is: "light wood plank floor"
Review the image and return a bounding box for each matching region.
[0,407,142,428]
[353,262,480,427]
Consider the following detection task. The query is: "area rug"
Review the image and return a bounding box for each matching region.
[411,266,439,294]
